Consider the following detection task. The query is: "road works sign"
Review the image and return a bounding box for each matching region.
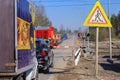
[83,1,112,27]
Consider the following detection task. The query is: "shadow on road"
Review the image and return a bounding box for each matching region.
[99,63,120,73]
[48,67,71,74]
[47,67,94,76]
[102,55,120,60]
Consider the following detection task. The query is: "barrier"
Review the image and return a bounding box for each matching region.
[74,48,82,66]
[53,46,74,49]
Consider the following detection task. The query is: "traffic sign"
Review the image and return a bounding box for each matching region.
[83,1,112,27]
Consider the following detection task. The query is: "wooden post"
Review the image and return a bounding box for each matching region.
[72,49,75,60]
[95,27,99,77]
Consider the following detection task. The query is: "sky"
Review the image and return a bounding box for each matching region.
[30,0,120,32]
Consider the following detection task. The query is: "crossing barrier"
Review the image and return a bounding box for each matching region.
[74,48,82,66]
[53,46,74,49]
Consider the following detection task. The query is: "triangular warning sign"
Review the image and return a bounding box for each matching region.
[83,1,112,27]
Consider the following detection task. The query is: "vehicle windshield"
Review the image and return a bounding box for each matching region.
[36,40,48,56]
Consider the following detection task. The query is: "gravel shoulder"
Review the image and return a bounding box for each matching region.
[53,40,120,80]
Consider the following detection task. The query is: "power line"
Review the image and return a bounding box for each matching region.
[32,3,120,7]
[30,0,120,7]
[31,0,82,2]
[44,4,93,7]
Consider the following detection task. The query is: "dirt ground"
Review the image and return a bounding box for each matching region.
[53,41,120,80]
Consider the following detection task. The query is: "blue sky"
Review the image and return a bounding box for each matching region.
[31,0,120,31]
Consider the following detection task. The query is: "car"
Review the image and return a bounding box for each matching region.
[36,39,54,73]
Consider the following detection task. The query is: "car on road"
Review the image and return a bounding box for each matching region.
[36,39,54,73]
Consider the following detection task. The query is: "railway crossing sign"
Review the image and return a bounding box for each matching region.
[83,1,112,27]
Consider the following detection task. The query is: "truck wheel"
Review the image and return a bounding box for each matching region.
[50,52,54,68]
[44,67,49,73]
[38,69,43,73]
[18,77,24,80]
[44,62,50,73]
[14,75,24,80]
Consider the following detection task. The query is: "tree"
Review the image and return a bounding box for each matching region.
[89,27,96,41]
[89,27,108,41]
[111,14,119,35]
[35,5,52,27]
[54,28,58,34]
[59,25,66,34]
[117,11,120,34]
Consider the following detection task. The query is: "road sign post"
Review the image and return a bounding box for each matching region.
[95,27,99,76]
[83,0,112,77]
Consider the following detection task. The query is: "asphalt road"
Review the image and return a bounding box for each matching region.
[37,36,75,80]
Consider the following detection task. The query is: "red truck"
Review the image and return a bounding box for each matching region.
[35,26,54,39]
[0,0,37,80]
[35,26,57,48]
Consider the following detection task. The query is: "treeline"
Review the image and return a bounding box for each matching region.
[111,11,120,36]
[34,5,59,33]
[89,11,120,41]
[34,5,52,27]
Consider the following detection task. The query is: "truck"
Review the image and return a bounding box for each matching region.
[35,26,57,48]
[0,0,37,80]
[35,26,54,39]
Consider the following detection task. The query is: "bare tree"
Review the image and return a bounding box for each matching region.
[59,25,66,34]
[35,5,51,27]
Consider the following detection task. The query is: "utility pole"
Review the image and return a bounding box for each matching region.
[108,0,113,60]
